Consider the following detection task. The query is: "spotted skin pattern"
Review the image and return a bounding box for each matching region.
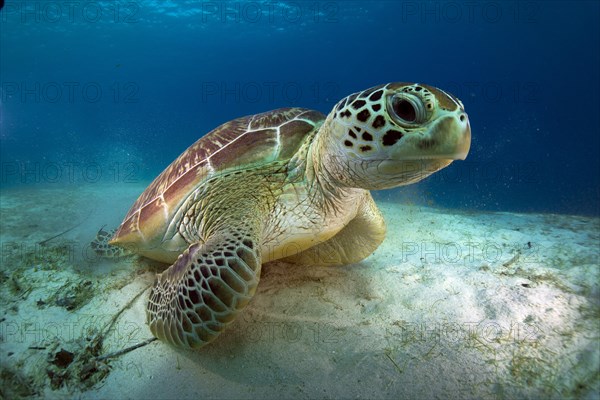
[336,83,452,156]
[97,82,471,349]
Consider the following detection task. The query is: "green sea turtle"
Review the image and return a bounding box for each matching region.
[96,82,471,349]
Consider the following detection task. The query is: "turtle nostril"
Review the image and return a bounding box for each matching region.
[459,114,466,122]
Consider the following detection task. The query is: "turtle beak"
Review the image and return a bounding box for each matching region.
[450,112,471,160]
[389,111,471,162]
[422,111,470,161]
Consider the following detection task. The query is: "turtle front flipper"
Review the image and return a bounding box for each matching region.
[146,228,261,349]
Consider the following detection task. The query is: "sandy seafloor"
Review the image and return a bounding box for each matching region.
[0,183,598,400]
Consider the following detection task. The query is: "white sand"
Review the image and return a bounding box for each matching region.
[0,183,598,399]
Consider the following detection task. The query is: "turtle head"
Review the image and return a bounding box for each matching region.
[319,82,471,190]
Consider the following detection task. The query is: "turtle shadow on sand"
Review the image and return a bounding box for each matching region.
[165,260,377,385]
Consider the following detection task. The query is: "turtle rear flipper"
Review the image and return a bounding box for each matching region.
[92,227,130,258]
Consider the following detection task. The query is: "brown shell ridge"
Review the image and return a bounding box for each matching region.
[112,107,325,243]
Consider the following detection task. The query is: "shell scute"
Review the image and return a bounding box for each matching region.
[112,107,325,245]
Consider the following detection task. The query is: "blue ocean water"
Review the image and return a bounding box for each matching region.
[1,0,599,216]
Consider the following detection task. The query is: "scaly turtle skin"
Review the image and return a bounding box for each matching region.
[103,82,471,349]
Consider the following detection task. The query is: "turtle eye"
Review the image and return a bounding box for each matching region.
[387,93,428,126]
